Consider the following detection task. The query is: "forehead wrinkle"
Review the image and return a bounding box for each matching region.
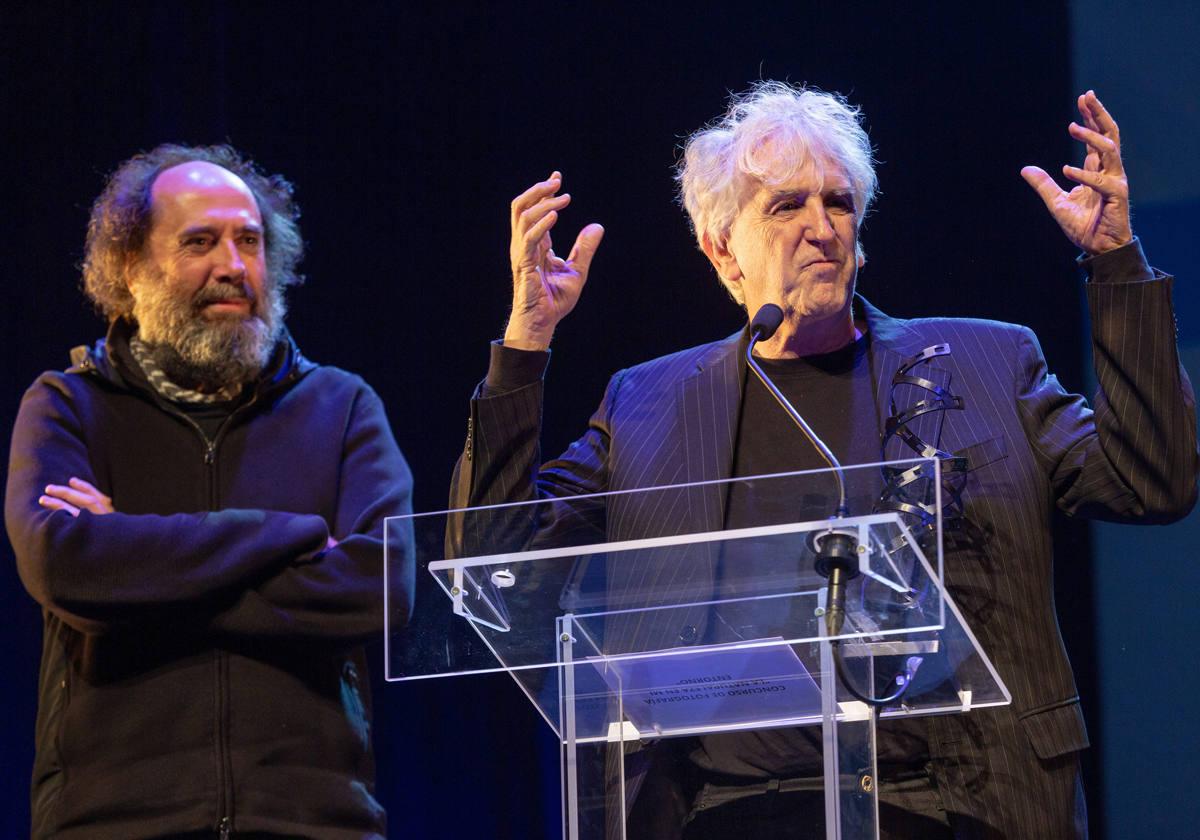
[743,130,864,218]
[747,160,828,215]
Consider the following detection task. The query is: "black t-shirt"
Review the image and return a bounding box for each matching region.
[690,333,931,779]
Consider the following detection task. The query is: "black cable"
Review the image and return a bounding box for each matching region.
[824,584,918,708]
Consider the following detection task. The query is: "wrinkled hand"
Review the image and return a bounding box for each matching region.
[505,171,604,350]
[1021,90,1132,255]
[39,477,115,517]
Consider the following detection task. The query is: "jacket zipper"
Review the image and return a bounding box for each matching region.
[172,400,261,838]
[81,349,298,837]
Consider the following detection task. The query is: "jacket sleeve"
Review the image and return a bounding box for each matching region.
[6,375,332,636]
[447,355,616,559]
[1016,239,1199,522]
[207,384,415,642]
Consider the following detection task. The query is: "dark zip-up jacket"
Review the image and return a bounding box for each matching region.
[6,319,414,839]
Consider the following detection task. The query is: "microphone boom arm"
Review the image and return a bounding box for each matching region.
[745,329,850,518]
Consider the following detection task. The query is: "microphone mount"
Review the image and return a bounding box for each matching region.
[746,304,912,708]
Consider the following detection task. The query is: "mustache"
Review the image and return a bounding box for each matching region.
[193,283,256,309]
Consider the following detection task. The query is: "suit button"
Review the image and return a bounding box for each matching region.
[678,625,698,643]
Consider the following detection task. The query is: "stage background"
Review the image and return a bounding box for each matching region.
[1071,1,1200,837]
[1,2,1195,837]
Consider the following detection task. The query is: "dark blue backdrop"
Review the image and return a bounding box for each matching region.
[3,2,1192,837]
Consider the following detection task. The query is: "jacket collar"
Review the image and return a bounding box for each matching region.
[68,317,315,400]
[682,294,928,377]
[676,294,924,530]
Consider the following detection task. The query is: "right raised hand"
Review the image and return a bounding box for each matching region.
[505,171,604,350]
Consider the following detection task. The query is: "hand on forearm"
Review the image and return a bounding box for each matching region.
[39,477,114,517]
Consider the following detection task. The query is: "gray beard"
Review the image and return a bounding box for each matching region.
[129,266,286,392]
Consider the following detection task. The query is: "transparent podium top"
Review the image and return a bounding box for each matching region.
[384,460,1009,742]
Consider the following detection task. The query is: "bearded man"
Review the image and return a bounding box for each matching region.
[6,145,413,840]
[453,85,1197,838]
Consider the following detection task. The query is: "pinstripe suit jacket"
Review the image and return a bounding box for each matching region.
[453,240,1197,836]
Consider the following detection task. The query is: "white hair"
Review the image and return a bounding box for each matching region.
[676,81,878,305]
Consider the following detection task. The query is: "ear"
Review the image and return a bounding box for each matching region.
[855,242,866,269]
[700,230,742,288]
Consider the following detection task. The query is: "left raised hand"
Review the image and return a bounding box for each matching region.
[39,477,115,517]
[1021,90,1133,255]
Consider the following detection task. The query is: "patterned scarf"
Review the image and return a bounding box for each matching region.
[128,336,244,405]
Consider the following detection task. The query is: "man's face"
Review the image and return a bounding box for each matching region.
[129,161,282,388]
[711,156,863,330]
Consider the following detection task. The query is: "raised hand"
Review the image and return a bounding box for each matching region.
[505,172,604,350]
[1021,90,1133,255]
[39,477,115,517]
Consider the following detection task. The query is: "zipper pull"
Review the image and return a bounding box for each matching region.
[205,442,216,465]
[218,816,232,839]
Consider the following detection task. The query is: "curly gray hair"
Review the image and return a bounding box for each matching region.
[676,82,878,305]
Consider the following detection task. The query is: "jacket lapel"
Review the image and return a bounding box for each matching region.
[677,332,745,534]
[859,295,931,461]
[670,300,929,530]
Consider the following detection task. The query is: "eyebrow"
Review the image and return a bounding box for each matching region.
[763,186,856,208]
[177,221,264,239]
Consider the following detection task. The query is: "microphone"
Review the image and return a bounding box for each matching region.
[750,303,784,342]
[744,304,858,634]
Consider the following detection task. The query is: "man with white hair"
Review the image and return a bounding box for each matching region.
[7,144,413,839]
[453,83,1196,837]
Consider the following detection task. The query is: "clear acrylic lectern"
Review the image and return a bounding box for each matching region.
[384,459,1009,839]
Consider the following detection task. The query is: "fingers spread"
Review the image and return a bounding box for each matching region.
[517,193,571,235]
[508,171,559,223]
[1069,121,1117,155]
[1069,121,1123,175]
[523,209,560,250]
[510,172,563,224]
